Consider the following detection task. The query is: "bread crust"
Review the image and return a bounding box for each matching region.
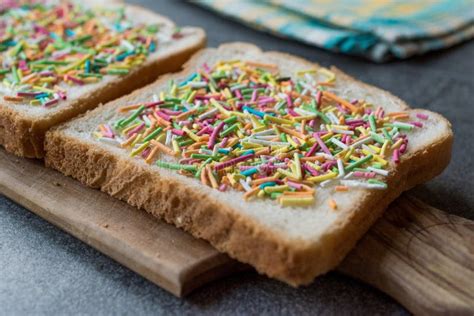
[0,4,206,158]
[44,43,453,286]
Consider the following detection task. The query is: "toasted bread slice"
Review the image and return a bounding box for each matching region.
[45,43,453,286]
[0,1,205,158]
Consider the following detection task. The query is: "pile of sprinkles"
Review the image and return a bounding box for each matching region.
[0,1,180,107]
[93,60,428,208]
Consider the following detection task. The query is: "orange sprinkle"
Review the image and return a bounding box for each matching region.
[329,199,338,210]
[335,185,349,192]
[145,144,161,164]
[277,125,308,140]
[323,91,360,114]
[121,133,138,148]
[175,108,197,120]
[3,95,24,102]
[200,166,209,187]
[206,165,219,189]
[317,81,335,87]
[243,187,260,200]
[245,61,278,70]
[151,140,175,156]
[252,176,278,186]
[118,104,143,112]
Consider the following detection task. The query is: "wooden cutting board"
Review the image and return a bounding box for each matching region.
[0,148,473,315]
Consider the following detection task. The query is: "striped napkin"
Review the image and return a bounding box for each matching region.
[196,0,474,62]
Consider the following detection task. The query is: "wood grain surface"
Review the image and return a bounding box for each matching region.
[1,148,473,314]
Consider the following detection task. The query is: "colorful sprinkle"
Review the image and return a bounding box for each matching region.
[94,60,417,207]
[0,1,179,107]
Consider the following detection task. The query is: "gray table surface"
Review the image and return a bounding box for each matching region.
[1,1,473,315]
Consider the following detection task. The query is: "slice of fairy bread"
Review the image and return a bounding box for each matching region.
[45,43,453,286]
[0,0,205,158]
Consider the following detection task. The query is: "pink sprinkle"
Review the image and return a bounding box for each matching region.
[251,89,258,102]
[208,121,225,149]
[316,91,322,105]
[393,149,400,164]
[313,133,332,156]
[171,129,185,136]
[155,110,171,121]
[220,137,228,147]
[416,113,429,120]
[218,183,228,192]
[235,89,243,100]
[214,154,255,171]
[196,125,212,136]
[288,108,300,117]
[354,171,376,178]
[141,147,151,159]
[411,121,423,128]
[18,60,28,71]
[127,123,145,137]
[44,98,59,107]
[66,75,84,85]
[286,94,293,108]
[304,163,319,176]
[400,143,407,154]
[305,142,319,157]
[322,161,336,171]
[287,180,303,190]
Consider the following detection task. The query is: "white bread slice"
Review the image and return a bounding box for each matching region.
[44,43,453,286]
[0,1,205,158]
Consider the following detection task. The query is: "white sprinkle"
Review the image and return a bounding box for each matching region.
[152,94,159,102]
[252,129,276,137]
[337,159,345,178]
[367,166,389,176]
[320,179,335,187]
[332,128,354,135]
[344,171,354,179]
[350,136,373,148]
[239,179,252,192]
[246,138,289,147]
[331,138,348,150]
[187,81,208,88]
[98,137,119,146]
[293,107,317,117]
[315,153,335,160]
[362,144,376,154]
[198,108,219,120]
[165,130,172,146]
[327,112,340,124]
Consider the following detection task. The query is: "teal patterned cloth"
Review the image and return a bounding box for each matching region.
[196,0,474,62]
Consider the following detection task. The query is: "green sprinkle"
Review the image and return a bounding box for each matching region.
[143,127,163,142]
[345,154,373,172]
[156,160,197,172]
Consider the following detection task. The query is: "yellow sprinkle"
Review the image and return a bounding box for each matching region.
[380,140,390,157]
[210,98,230,117]
[308,172,337,183]
[391,138,404,150]
[293,153,302,180]
[182,126,201,142]
[186,90,196,103]
[264,115,293,125]
[264,184,289,194]
[279,196,314,207]
[130,141,150,157]
[368,144,381,153]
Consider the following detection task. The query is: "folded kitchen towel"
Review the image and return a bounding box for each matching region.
[196,0,474,62]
